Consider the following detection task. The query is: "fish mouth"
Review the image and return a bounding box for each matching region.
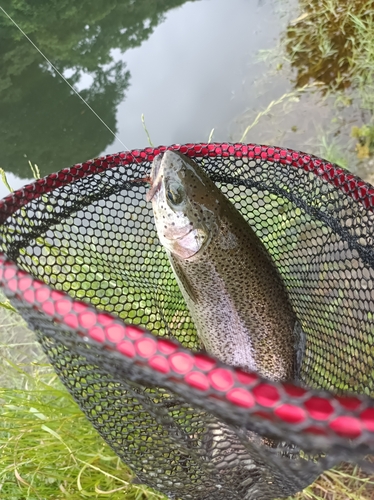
[146,153,164,202]
[146,179,161,202]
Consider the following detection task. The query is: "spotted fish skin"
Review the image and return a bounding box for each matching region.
[148,150,301,382]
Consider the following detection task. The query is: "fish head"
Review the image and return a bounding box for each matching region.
[147,150,220,260]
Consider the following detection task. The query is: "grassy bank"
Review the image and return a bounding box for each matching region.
[0,296,164,500]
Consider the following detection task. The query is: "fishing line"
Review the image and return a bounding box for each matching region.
[0,5,132,154]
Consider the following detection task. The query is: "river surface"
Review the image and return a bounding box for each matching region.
[0,0,372,199]
[0,0,290,196]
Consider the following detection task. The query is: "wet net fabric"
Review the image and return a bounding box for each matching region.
[1,143,374,499]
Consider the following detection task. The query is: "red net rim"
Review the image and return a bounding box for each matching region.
[1,143,374,449]
[1,143,373,225]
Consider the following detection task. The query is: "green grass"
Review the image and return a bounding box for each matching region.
[284,0,374,98]
[351,124,374,159]
[238,82,323,143]
[291,464,374,500]
[0,293,165,500]
[317,134,349,169]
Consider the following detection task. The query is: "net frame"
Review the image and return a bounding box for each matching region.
[1,254,374,451]
[1,143,374,498]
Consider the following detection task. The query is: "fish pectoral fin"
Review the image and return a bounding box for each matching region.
[293,320,306,380]
[169,255,198,304]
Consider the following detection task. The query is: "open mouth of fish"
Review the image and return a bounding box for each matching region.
[146,153,164,202]
[145,179,161,202]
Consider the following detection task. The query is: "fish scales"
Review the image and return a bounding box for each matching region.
[148,150,302,382]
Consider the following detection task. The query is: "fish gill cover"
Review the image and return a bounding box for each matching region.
[1,143,374,499]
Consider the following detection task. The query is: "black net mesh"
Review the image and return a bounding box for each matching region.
[1,143,374,499]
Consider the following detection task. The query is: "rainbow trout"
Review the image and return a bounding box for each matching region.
[147,150,303,381]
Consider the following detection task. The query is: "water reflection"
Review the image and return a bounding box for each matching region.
[0,60,129,176]
[0,0,196,176]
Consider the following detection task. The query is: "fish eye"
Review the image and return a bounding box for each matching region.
[166,183,184,205]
